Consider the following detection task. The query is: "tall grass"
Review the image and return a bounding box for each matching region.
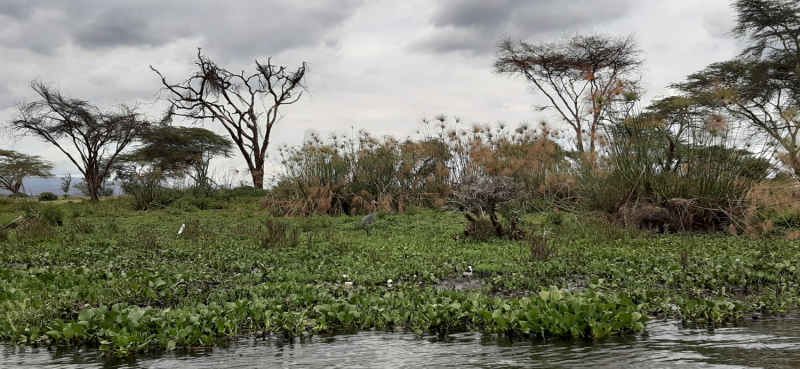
[584,110,771,230]
[265,117,570,216]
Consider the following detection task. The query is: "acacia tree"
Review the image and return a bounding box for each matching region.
[0,149,54,195]
[494,33,644,155]
[127,126,233,188]
[7,81,149,200]
[675,0,800,175]
[151,49,308,189]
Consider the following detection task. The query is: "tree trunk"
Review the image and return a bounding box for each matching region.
[86,172,100,201]
[251,168,264,189]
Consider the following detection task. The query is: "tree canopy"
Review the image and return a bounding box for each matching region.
[7,81,149,200]
[675,0,800,175]
[0,149,54,194]
[125,126,233,188]
[494,33,644,155]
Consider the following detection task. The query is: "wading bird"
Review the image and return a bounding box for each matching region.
[360,200,379,235]
[463,265,473,280]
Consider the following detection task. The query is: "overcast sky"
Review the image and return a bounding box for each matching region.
[0,0,743,185]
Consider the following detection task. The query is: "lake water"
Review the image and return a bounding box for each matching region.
[2,316,799,368]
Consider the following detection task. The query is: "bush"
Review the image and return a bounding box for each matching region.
[259,219,300,248]
[16,218,53,240]
[73,179,115,198]
[8,192,27,198]
[454,176,527,239]
[38,192,58,201]
[174,195,211,211]
[583,116,769,231]
[212,186,267,200]
[121,176,164,210]
[39,205,64,226]
[121,175,186,210]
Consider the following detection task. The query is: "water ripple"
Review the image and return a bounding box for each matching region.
[3,317,800,369]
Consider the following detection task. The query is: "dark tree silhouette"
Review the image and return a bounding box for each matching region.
[495,33,644,155]
[151,49,308,189]
[0,149,54,194]
[7,81,149,200]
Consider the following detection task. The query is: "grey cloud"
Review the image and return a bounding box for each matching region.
[0,0,363,59]
[0,83,13,110]
[0,1,34,18]
[414,0,636,55]
[702,10,736,39]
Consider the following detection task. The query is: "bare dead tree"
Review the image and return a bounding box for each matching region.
[495,33,644,155]
[151,49,308,189]
[7,81,148,200]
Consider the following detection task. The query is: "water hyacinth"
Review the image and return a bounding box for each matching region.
[0,201,796,356]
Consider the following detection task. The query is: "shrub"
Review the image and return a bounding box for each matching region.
[174,195,211,211]
[259,219,299,248]
[73,179,115,198]
[38,192,58,201]
[584,115,770,231]
[526,226,560,261]
[454,176,527,239]
[72,219,95,234]
[121,175,163,210]
[39,205,64,226]
[213,186,267,200]
[16,218,53,240]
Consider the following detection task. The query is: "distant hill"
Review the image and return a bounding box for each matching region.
[12,177,120,197]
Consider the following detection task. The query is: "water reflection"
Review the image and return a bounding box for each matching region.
[2,316,799,369]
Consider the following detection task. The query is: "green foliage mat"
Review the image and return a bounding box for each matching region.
[0,199,798,355]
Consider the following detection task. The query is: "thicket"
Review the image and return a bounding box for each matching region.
[38,192,57,202]
[258,112,790,235]
[263,117,568,217]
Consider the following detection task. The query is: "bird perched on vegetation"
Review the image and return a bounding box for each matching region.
[463,265,473,279]
[360,200,380,235]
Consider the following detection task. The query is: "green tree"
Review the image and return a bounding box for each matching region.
[0,149,54,195]
[60,173,71,197]
[494,33,644,155]
[7,81,150,200]
[130,126,233,188]
[674,0,800,175]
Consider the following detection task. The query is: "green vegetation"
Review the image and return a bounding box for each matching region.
[0,149,54,196]
[1,197,799,356]
[38,192,58,202]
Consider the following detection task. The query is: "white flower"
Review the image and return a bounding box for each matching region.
[387,279,393,284]
[178,224,185,234]
[343,274,349,279]
[344,282,353,287]
[735,259,740,262]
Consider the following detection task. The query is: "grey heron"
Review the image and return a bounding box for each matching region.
[360,200,379,235]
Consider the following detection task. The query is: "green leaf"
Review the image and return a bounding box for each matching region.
[539,291,550,301]
[78,309,94,321]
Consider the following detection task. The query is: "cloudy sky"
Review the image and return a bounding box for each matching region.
[0,0,743,185]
